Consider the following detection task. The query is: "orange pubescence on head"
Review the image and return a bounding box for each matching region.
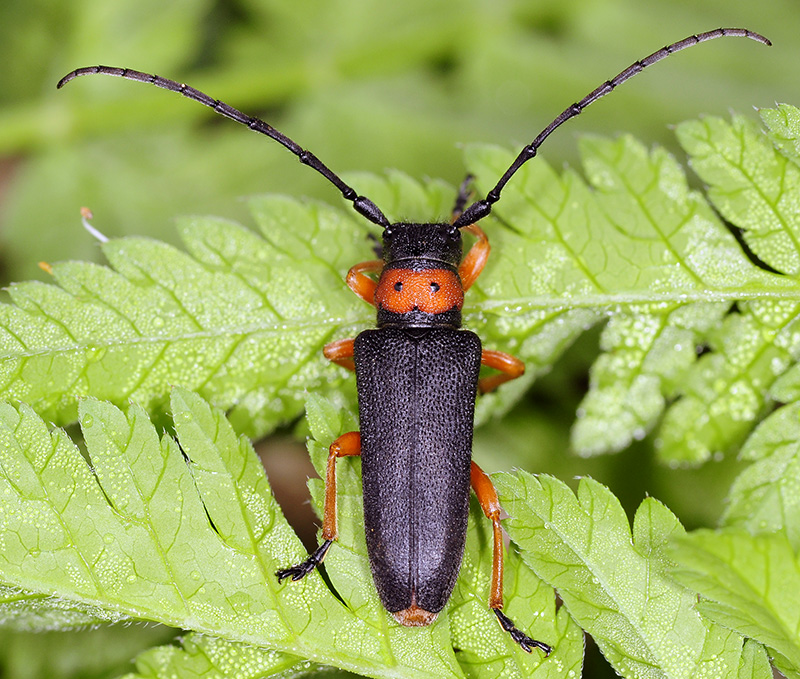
[374,267,464,315]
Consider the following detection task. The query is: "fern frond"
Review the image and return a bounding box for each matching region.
[3,387,793,678]
[1,201,370,438]
[495,472,769,678]
[671,530,800,678]
[0,389,494,679]
[0,387,586,677]
[667,400,800,678]
[463,107,800,462]
[722,401,800,548]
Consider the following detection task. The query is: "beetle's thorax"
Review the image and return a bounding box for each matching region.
[375,223,464,329]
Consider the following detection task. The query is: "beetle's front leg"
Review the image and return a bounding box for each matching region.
[346,259,382,306]
[276,431,361,582]
[471,461,552,655]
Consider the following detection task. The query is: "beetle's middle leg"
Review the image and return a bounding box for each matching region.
[276,431,361,582]
[324,338,356,372]
[470,460,552,654]
[479,349,525,394]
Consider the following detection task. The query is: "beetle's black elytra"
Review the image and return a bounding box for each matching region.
[58,27,770,655]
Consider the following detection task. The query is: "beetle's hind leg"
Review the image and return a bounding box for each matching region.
[276,431,361,582]
[471,461,552,655]
[493,609,551,654]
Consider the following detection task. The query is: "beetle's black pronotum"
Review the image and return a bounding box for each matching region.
[58,27,770,654]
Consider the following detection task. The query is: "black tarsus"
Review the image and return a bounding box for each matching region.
[452,27,770,228]
[494,609,552,655]
[56,66,390,229]
[275,539,333,582]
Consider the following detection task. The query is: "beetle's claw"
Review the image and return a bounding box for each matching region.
[493,609,552,655]
[275,563,312,582]
[275,539,333,583]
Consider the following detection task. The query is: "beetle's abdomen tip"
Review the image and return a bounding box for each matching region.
[392,605,438,627]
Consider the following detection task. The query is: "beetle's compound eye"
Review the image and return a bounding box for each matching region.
[394,281,403,292]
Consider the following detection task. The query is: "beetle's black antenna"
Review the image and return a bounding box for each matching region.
[57,67,391,228]
[453,27,771,228]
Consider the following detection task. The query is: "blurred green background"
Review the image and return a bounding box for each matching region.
[0,0,797,677]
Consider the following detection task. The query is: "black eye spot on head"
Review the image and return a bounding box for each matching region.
[430,281,440,292]
[394,281,403,291]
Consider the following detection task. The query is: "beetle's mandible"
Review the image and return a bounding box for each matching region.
[58,27,770,654]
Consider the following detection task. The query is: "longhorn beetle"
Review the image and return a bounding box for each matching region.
[58,28,770,654]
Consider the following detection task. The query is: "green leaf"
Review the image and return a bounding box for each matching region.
[496,472,756,678]
[655,298,800,463]
[759,104,800,166]
[673,401,800,678]
[119,634,303,679]
[670,530,800,679]
[464,110,800,462]
[0,389,488,678]
[676,113,800,275]
[0,199,369,438]
[736,640,774,679]
[722,401,800,550]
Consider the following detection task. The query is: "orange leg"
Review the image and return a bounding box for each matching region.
[324,337,356,372]
[479,349,525,394]
[458,223,490,291]
[276,431,361,582]
[471,461,551,655]
[346,260,382,306]
[470,460,505,609]
[322,431,361,541]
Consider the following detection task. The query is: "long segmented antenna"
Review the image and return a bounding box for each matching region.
[452,27,771,228]
[58,28,769,231]
[57,67,391,228]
